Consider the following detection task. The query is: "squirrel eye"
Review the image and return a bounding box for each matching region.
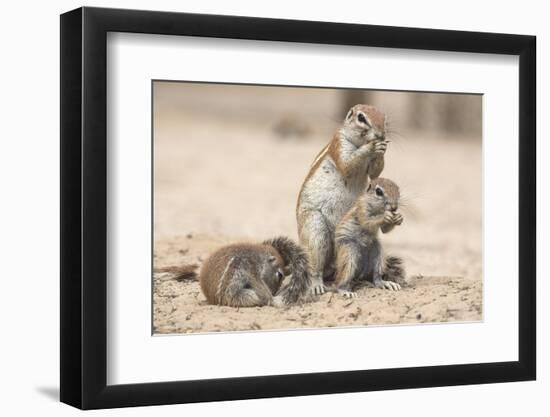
[357,113,369,126]
[276,271,284,280]
[375,187,384,197]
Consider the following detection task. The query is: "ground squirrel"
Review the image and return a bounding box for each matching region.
[199,237,310,307]
[296,104,389,294]
[334,177,405,298]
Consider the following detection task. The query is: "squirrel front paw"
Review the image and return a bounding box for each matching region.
[374,140,388,154]
[362,140,388,155]
[383,211,395,226]
[384,211,403,226]
[392,212,403,226]
[271,295,286,308]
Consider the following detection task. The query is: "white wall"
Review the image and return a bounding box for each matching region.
[0,0,546,415]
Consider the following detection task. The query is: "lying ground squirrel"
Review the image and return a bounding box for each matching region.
[334,177,405,298]
[296,104,389,295]
[199,237,310,307]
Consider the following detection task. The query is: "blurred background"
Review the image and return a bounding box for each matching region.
[153,82,482,280]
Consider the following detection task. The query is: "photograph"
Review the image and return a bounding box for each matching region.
[0,0,542,413]
[152,81,483,335]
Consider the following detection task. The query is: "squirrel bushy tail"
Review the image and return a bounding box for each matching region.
[382,256,406,285]
[154,264,199,281]
[263,236,311,305]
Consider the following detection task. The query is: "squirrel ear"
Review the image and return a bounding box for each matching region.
[268,255,277,264]
[283,265,292,275]
[346,109,354,120]
[366,183,372,192]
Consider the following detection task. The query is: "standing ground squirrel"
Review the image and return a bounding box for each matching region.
[296,104,389,295]
[334,177,405,298]
[199,237,310,307]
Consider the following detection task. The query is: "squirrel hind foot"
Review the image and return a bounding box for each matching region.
[338,289,358,299]
[374,279,401,291]
[310,282,326,295]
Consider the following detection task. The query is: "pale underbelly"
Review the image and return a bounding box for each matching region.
[299,169,366,228]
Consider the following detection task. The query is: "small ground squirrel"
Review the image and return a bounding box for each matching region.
[199,237,310,307]
[334,177,405,298]
[296,104,389,295]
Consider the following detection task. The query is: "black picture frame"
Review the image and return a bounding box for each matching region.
[60,6,536,410]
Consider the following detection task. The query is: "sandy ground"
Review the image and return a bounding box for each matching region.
[153,112,482,334]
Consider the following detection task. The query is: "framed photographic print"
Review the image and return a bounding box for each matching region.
[60,6,536,410]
